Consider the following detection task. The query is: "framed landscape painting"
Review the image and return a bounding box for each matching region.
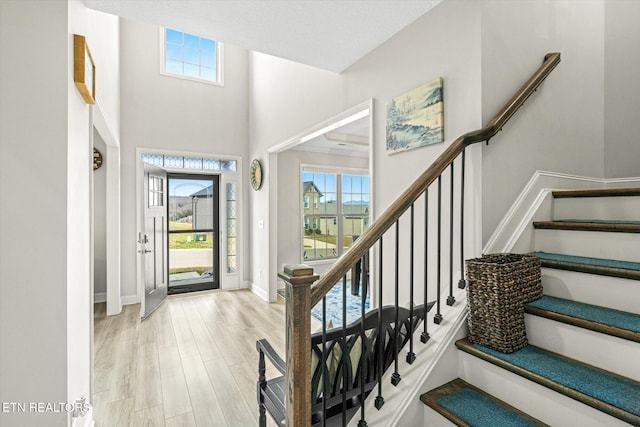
[386,77,443,154]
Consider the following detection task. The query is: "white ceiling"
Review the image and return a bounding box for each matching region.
[84,0,443,72]
[292,116,370,157]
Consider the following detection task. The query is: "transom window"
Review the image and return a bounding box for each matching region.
[142,154,236,172]
[302,170,370,261]
[162,28,223,84]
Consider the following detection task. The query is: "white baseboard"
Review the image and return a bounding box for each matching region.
[250,282,269,302]
[121,294,138,306]
[484,171,640,254]
[71,406,94,427]
[94,292,106,304]
[603,176,640,187]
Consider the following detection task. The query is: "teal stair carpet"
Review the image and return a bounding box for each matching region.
[533,219,640,233]
[456,338,640,425]
[421,378,548,426]
[526,295,640,341]
[531,251,640,280]
[556,219,640,224]
[532,251,640,271]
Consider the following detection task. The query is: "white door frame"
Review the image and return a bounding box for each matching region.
[266,99,375,302]
[135,149,243,303]
[93,106,122,317]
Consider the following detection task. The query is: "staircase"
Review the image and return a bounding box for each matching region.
[421,188,640,426]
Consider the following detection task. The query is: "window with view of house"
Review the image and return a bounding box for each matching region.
[162,28,223,85]
[302,170,370,261]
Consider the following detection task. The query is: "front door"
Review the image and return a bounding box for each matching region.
[141,164,168,319]
[167,174,220,293]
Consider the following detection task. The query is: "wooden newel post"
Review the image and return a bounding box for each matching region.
[279,264,318,426]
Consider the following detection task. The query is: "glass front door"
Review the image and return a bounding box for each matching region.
[168,174,220,293]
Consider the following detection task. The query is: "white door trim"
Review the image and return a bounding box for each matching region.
[135,148,244,303]
[266,99,374,302]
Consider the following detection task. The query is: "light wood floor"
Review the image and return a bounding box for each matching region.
[93,289,285,427]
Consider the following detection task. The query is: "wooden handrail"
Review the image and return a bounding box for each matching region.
[310,52,561,306]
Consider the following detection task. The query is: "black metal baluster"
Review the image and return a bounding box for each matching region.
[459,151,467,289]
[375,237,384,409]
[342,275,348,426]
[407,204,416,364]
[358,255,368,427]
[391,220,401,386]
[434,176,443,324]
[258,348,266,427]
[321,295,328,427]
[421,190,430,343]
[447,163,456,306]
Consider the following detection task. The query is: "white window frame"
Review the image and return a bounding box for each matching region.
[301,165,369,263]
[159,28,224,86]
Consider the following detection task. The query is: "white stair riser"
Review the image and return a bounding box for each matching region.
[554,196,640,221]
[534,228,640,263]
[525,314,640,381]
[459,352,631,427]
[423,406,457,427]
[542,268,640,314]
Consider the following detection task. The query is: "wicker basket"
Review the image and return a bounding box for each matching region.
[465,253,542,353]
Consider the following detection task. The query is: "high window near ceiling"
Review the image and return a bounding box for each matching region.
[161,28,223,85]
[302,170,370,261]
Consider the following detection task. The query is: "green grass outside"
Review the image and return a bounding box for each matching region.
[170,222,193,231]
[169,266,211,275]
[169,222,214,249]
[305,234,353,247]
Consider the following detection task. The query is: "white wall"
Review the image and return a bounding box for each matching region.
[604,0,640,179]
[0,0,116,424]
[119,18,250,301]
[277,149,368,276]
[94,131,108,299]
[0,1,70,424]
[480,0,606,244]
[88,9,120,139]
[250,0,483,300]
[67,0,93,412]
[249,54,345,299]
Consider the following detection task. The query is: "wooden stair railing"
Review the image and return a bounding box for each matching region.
[269,52,561,427]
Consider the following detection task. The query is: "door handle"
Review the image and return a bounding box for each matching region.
[138,249,153,254]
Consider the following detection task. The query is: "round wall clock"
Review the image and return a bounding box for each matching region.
[93,148,103,170]
[250,159,263,190]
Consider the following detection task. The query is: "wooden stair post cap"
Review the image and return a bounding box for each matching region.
[279,264,319,285]
[283,264,315,277]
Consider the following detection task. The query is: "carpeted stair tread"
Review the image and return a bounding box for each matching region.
[456,338,640,425]
[531,251,640,280]
[533,220,640,233]
[552,188,640,198]
[557,219,640,224]
[421,378,548,427]
[526,295,640,342]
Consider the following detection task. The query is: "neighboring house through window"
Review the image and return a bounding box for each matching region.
[161,28,223,85]
[302,170,370,261]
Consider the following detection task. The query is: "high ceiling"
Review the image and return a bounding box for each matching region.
[84,0,443,72]
[293,115,370,157]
